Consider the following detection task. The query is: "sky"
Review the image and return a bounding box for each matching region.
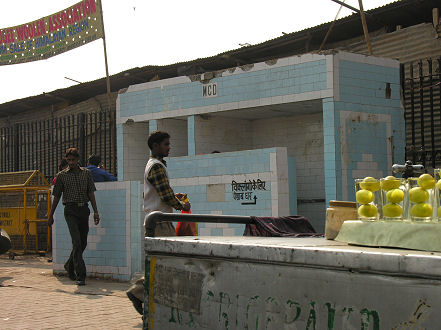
[0,0,396,104]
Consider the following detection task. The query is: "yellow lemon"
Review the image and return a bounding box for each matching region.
[410,203,432,218]
[358,204,377,218]
[359,177,380,192]
[438,206,441,218]
[417,173,435,190]
[436,179,441,190]
[386,189,404,203]
[356,189,374,204]
[382,203,403,218]
[380,176,401,191]
[409,187,429,203]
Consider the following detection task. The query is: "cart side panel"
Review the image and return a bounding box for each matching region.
[145,255,441,329]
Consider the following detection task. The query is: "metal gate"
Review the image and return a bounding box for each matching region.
[0,110,116,181]
[401,58,441,171]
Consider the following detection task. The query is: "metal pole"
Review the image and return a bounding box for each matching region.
[78,113,86,165]
[145,211,252,237]
[428,59,435,169]
[419,60,425,167]
[358,0,373,55]
[14,124,19,171]
[410,63,416,163]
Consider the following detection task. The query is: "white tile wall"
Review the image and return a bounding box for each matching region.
[194,115,253,154]
[123,122,149,182]
[157,118,188,157]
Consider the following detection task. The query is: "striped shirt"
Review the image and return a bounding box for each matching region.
[52,166,96,204]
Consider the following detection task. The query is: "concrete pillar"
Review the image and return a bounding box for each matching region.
[188,115,195,156]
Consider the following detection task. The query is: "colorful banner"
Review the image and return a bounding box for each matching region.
[0,0,103,66]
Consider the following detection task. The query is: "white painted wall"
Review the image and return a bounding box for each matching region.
[157,118,188,157]
[122,122,149,182]
[252,112,326,231]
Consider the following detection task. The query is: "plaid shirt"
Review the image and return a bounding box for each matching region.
[52,166,96,204]
[147,157,183,210]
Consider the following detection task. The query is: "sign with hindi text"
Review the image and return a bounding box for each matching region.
[0,0,103,66]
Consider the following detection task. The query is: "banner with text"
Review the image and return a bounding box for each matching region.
[0,0,103,66]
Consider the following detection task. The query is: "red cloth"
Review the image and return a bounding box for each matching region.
[176,210,197,236]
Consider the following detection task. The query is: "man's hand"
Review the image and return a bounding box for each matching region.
[48,215,54,227]
[182,202,191,212]
[94,212,100,225]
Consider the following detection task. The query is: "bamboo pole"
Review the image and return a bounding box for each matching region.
[319,0,346,52]
[358,0,373,55]
[99,0,112,110]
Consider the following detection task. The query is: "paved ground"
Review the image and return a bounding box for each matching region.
[0,254,142,329]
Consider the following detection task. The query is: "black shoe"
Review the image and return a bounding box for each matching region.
[127,292,143,315]
[64,264,76,281]
[76,279,86,286]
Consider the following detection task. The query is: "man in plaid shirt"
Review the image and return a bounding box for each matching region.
[126,130,190,315]
[48,147,100,286]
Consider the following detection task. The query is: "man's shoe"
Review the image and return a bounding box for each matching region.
[127,292,143,315]
[76,279,86,286]
[64,264,76,281]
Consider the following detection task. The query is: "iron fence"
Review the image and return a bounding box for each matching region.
[401,57,441,171]
[0,110,116,181]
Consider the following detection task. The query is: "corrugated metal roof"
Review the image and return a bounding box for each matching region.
[0,0,439,118]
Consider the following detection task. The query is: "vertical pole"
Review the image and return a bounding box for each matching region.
[438,58,441,166]
[99,112,103,162]
[99,0,112,109]
[94,112,98,153]
[104,111,107,169]
[79,113,86,165]
[39,121,42,171]
[43,121,46,174]
[410,62,416,163]
[89,113,93,157]
[55,118,59,171]
[428,59,435,169]
[418,60,425,167]
[14,124,20,171]
[23,188,27,253]
[358,0,373,55]
[400,63,407,161]
[0,128,3,172]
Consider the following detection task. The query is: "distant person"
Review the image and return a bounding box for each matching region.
[86,154,117,182]
[126,130,190,315]
[52,159,68,186]
[48,148,100,286]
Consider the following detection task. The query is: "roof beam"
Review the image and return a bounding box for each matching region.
[330,0,361,14]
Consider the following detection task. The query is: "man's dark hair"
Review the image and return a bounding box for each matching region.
[147,131,170,150]
[65,147,80,159]
[58,158,68,171]
[88,154,101,166]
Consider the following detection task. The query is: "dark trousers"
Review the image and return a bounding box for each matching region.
[64,204,90,281]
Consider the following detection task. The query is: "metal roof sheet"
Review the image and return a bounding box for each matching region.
[0,0,438,118]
